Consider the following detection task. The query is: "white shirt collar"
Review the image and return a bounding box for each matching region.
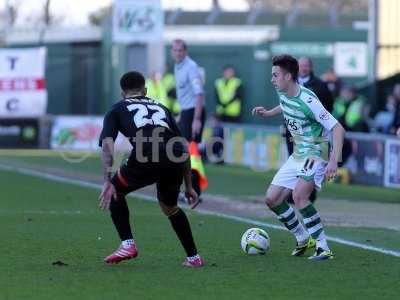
[298,76,310,86]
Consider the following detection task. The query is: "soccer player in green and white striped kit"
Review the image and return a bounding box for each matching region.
[252,55,345,261]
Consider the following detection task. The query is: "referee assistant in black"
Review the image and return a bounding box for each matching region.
[171,39,206,197]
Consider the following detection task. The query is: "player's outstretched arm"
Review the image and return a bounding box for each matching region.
[325,123,345,181]
[99,137,117,211]
[183,157,200,209]
[251,105,282,118]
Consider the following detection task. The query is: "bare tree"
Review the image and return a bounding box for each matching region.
[328,0,339,27]
[285,0,300,27]
[5,0,23,27]
[89,6,111,26]
[5,0,66,28]
[212,0,221,10]
[43,0,51,26]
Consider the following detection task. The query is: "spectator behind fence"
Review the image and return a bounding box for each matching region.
[371,94,396,134]
[389,83,400,134]
[146,70,180,115]
[214,66,243,123]
[322,67,342,99]
[146,71,170,109]
[333,85,369,132]
[298,57,333,112]
[163,67,181,115]
[199,114,224,164]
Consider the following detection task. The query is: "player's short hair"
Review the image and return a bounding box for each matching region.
[120,71,145,91]
[272,54,299,81]
[172,39,187,50]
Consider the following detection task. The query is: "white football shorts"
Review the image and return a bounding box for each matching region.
[271,155,328,190]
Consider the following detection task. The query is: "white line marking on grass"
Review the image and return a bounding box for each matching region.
[0,209,81,214]
[0,149,98,157]
[0,209,94,215]
[1,163,400,258]
[194,211,400,258]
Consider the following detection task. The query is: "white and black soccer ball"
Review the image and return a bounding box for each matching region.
[241,228,270,255]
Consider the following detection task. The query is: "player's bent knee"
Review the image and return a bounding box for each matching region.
[160,203,179,216]
[265,196,278,208]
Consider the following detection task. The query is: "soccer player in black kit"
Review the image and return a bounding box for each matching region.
[98,71,204,267]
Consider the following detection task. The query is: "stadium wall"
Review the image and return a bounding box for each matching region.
[163,28,367,125]
[4,26,367,124]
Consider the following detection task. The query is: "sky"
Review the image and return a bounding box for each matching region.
[0,0,249,26]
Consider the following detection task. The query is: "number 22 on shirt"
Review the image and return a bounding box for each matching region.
[127,103,170,129]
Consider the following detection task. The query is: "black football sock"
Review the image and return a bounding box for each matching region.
[168,208,197,257]
[109,194,133,241]
[191,170,201,196]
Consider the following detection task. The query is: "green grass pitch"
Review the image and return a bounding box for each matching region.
[1,166,400,299]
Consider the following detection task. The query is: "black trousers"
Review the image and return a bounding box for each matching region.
[178,108,206,143]
[178,108,206,196]
[112,158,184,206]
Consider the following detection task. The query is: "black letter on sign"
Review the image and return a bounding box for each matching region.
[6,98,19,112]
[6,56,19,70]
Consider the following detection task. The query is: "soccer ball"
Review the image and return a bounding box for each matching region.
[241,228,270,255]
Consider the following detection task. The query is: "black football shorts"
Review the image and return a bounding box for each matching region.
[111,158,184,206]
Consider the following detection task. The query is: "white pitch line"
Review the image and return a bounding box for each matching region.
[0,209,87,215]
[1,163,399,258]
[194,211,400,258]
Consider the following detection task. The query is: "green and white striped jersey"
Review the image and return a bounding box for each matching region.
[278,85,338,160]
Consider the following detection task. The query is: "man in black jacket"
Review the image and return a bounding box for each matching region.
[285,57,334,203]
[298,57,333,112]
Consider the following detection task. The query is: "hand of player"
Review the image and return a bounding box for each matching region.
[192,119,201,140]
[325,159,338,181]
[99,181,117,211]
[397,127,400,137]
[251,106,270,117]
[185,187,200,209]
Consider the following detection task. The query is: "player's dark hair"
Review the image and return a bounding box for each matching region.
[120,71,145,92]
[272,55,299,81]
